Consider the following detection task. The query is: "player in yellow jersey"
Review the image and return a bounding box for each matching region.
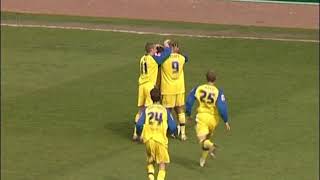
[160,40,188,140]
[136,88,178,180]
[185,70,231,167]
[132,42,172,141]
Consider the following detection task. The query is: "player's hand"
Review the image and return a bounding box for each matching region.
[225,122,231,131]
[138,136,143,143]
[164,39,171,47]
[155,44,163,48]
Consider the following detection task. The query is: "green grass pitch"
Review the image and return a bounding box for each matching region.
[1,14,319,180]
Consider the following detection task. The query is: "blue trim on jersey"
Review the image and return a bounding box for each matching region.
[136,110,146,136]
[167,110,178,135]
[217,89,228,123]
[185,86,198,116]
[153,47,171,65]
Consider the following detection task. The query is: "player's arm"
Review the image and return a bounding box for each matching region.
[155,65,161,88]
[135,110,146,136]
[183,53,189,63]
[152,47,171,65]
[167,110,178,135]
[216,89,231,131]
[185,86,198,117]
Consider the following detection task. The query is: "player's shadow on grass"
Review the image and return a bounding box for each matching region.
[104,121,132,140]
[171,154,199,171]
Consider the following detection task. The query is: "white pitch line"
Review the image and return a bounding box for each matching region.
[1,23,319,43]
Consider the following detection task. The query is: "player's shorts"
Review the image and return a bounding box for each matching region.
[137,82,154,107]
[161,93,185,108]
[145,139,170,164]
[195,113,220,137]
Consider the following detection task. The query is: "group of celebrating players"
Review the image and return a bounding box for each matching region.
[132,39,231,180]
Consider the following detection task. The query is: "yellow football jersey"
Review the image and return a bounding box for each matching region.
[161,53,186,94]
[194,84,220,118]
[141,104,169,145]
[138,55,159,85]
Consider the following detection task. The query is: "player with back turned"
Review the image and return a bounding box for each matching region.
[136,87,178,180]
[132,42,171,141]
[160,40,188,140]
[185,70,231,167]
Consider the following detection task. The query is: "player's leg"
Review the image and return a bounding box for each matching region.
[200,136,216,165]
[133,84,153,141]
[157,163,166,180]
[167,107,177,139]
[174,93,186,140]
[144,83,154,107]
[198,135,210,167]
[155,143,170,180]
[133,85,145,140]
[147,162,155,180]
[146,140,156,180]
[161,95,177,138]
[132,106,145,141]
[207,118,219,158]
[161,94,175,109]
[174,105,186,140]
[196,114,214,167]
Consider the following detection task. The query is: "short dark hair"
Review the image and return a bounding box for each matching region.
[145,42,155,53]
[156,45,164,53]
[150,87,161,102]
[206,70,216,82]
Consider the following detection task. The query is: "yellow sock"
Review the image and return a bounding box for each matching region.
[133,127,137,138]
[177,124,181,136]
[180,125,186,136]
[201,139,214,160]
[201,150,209,160]
[147,164,155,180]
[148,174,155,180]
[178,113,186,135]
[157,169,166,180]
